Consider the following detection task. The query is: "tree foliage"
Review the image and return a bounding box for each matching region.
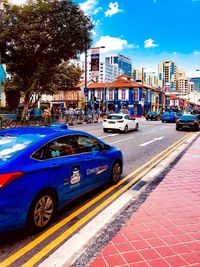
[0,0,93,116]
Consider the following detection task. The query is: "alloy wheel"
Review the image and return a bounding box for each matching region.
[33,195,54,228]
[111,162,122,184]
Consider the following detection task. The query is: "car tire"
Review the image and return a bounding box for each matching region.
[146,118,148,121]
[176,125,180,131]
[103,128,108,133]
[27,190,57,232]
[124,125,128,133]
[135,123,139,131]
[110,160,122,184]
[162,120,164,123]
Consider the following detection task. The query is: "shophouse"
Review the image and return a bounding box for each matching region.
[87,75,163,116]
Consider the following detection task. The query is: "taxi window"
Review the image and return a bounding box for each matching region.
[0,135,34,161]
[75,135,102,153]
[32,135,78,160]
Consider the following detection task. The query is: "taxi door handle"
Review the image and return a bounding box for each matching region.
[49,163,60,168]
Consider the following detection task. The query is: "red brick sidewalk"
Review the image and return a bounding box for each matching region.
[90,136,200,267]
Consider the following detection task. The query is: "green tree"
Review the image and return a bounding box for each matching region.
[0,0,93,119]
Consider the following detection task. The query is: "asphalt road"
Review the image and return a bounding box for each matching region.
[0,118,189,267]
[72,118,187,176]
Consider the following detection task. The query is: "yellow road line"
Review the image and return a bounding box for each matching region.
[21,133,193,267]
[0,133,192,267]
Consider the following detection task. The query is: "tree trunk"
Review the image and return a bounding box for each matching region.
[21,91,33,120]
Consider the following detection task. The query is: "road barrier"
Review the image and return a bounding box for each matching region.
[0,115,102,130]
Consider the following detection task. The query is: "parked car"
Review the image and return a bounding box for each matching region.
[0,125,123,232]
[161,111,178,123]
[103,114,139,133]
[146,111,161,121]
[176,114,200,131]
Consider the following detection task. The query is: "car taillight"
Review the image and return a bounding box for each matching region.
[0,172,24,188]
[177,119,180,122]
[117,120,124,123]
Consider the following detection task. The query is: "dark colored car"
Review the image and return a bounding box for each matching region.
[146,111,161,121]
[161,111,178,123]
[176,114,200,131]
[0,125,123,232]
[176,112,183,118]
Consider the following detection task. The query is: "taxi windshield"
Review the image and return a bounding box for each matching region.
[0,134,34,161]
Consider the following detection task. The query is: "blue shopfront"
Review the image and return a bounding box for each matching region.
[87,83,159,117]
[0,65,6,104]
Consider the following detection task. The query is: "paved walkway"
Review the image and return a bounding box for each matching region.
[90,136,200,267]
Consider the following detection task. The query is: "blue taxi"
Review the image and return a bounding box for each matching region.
[161,111,178,123]
[0,125,123,232]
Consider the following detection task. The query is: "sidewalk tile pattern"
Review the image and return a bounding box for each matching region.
[90,136,200,266]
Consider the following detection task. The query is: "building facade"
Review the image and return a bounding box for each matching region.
[133,68,158,87]
[190,77,200,92]
[158,60,177,91]
[74,60,120,83]
[105,54,132,76]
[87,75,163,116]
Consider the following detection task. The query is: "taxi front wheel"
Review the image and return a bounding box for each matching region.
[110,161,122,184]
[27,190,57,232]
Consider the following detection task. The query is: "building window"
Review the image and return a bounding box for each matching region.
[97,90,101,100]
[122,89,126,100]
[109,89,113,100]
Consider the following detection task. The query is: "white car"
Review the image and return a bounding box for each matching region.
[103,114,139,133]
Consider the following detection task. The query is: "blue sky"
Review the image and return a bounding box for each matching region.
[75,0,200,77]
[11,0,200,77]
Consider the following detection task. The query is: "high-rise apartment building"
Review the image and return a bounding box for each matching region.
[105,54,132,76]
[190,77,200,92]
[132,68,142,82]
[133,68,158,87]
[158,60,177,91]
[176,69,188,94]
[145,72,158,87]
[97,62,120,82]
[189,82,194,93]
[72,60,120,83]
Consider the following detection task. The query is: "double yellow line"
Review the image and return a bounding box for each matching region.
[1,133,193,267]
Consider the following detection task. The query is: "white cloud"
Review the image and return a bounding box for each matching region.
[79,0,98,15]
[94,36,138,53]
[93,7,103,14]
[91,29,97,36]
[105,2,123,17]
[94,19,101,26]
[193,51,200,55]
[144,38,159,48]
